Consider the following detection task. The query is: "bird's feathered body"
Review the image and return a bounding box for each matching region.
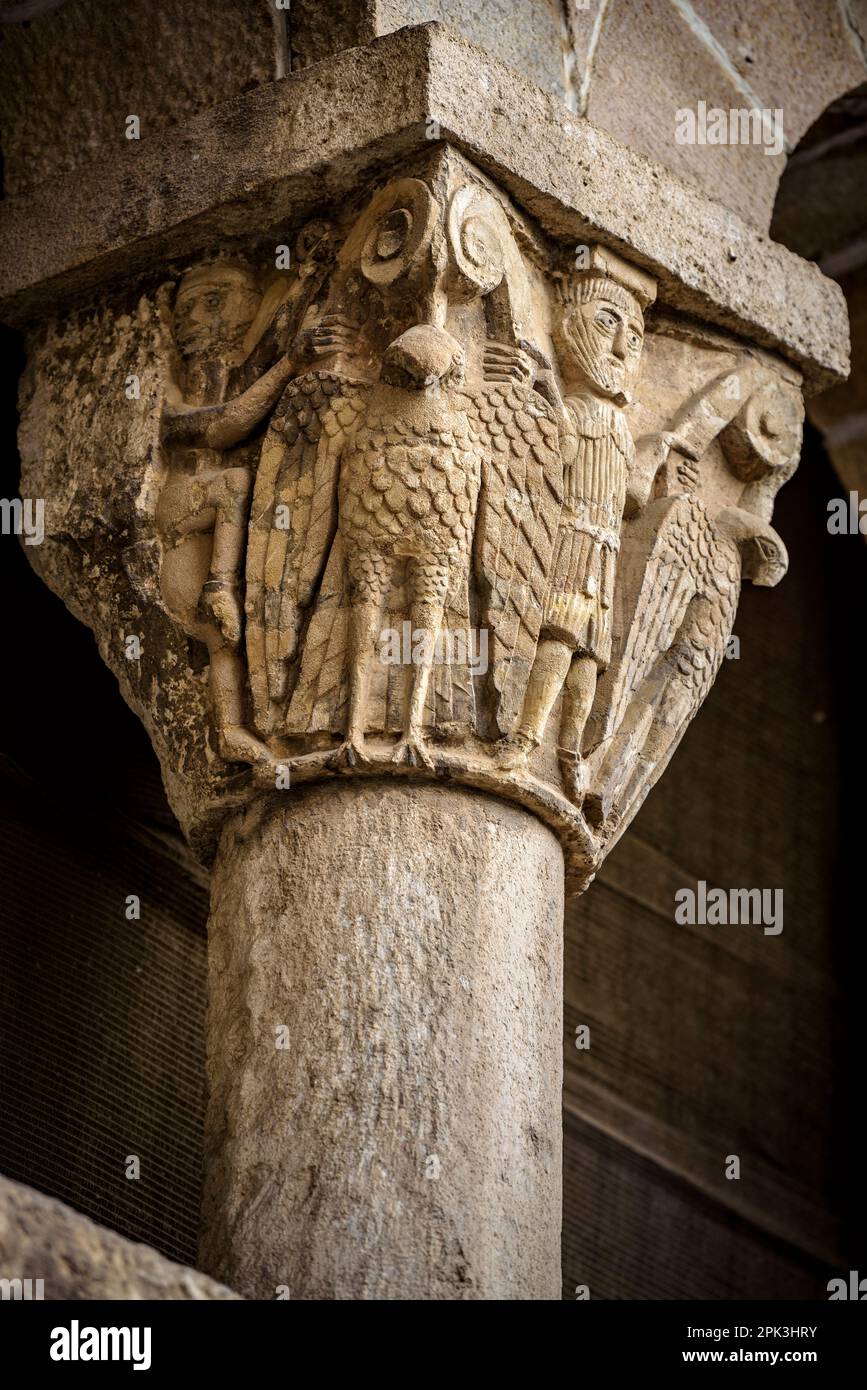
[593,495,742,746]
[245,369,363,732]
[585,494,744,829]
[458,376,563,736]
[244,362,565,743]
[337,387,479,568]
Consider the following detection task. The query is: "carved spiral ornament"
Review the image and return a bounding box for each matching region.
[721,378,804,480]
[742,380,803,468]
[447,185,509,295]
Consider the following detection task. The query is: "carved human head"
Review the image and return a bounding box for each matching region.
[554,250,656,405]
[172,261,261,359]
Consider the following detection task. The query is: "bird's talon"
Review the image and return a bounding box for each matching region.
[559,753,589,806]
[329,738,368,770]
[392,736,434,770]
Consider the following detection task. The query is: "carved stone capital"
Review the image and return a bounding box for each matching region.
[16,144,810,893]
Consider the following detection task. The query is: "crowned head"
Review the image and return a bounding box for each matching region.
[553,251,655,404]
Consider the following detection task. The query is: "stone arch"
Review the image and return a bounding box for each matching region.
[772,79,867,505]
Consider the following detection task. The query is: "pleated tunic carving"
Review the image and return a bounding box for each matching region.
[543,395,633,669]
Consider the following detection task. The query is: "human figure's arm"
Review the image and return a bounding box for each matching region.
[626,432,701,516]
[163,352,298,450]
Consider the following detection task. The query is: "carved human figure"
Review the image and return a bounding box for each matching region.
[497,256,664,801]
[156,244,330,762]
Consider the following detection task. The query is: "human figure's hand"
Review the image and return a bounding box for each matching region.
[311,314,360,357]
[200,579,244,650]
[483,341,536,386]
[516,339,564,416]
[675,458,700,492]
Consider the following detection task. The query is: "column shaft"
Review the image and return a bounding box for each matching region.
[200,779,563,1299]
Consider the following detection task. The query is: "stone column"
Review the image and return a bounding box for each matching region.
[201,781,563,1299]
[3,20,848,1305]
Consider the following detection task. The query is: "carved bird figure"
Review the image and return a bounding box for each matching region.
[244,173,564,766]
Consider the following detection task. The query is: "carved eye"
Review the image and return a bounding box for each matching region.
[204,292,223,311]
[355,179,439,286]
[595,309,618,332]
[627,330,642,351]
[372,209,413,262]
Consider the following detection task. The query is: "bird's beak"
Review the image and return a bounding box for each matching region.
[381,325,463,389]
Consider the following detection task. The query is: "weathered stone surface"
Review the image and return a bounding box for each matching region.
[395,0,571,102]
[585,0,784,230]
[0,0,278,198]
[566,0,607,106]
[0,1174,240,1299]
[576,1,866,231]
[0,24,848,392]
[289,0,867,180]
[292,0,572,102]
[689,0,866,153]
[289,0,381,66]
[849,0,867,62]
[200,780,564,1300]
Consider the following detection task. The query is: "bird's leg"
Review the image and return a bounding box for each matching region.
[392,560,448,770]
[557,654,598,804]
[496,638,572,770]
[330,552,388,769]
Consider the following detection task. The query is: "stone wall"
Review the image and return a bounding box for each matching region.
[289,0,867,227]
[0,0,280,196]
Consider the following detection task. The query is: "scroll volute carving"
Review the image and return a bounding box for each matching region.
[135,155,804,890]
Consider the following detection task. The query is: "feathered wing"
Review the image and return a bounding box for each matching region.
[593,496,703,745]
[586,494,741,827]
[427,565,476,733]
[464,380,563,736]
[245,370,366,734]
[286,431,477,739]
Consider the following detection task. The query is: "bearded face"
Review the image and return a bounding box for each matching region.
[173,266,260,360]
[557,292,644,403]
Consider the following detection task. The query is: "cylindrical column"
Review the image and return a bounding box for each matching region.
[200,779,563,1300]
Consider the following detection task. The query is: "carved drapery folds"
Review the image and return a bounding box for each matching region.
[20,148,804,892]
